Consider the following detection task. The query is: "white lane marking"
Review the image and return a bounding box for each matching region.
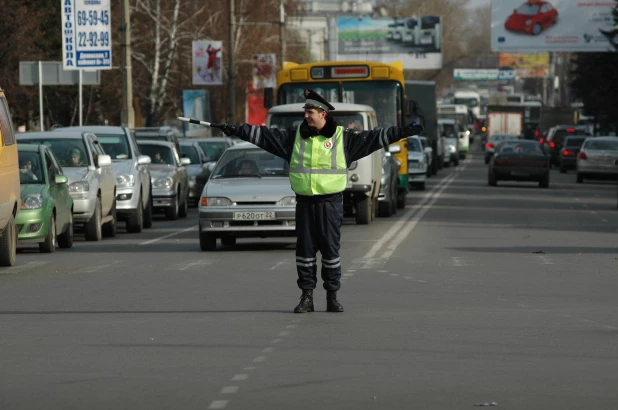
[243,366,256,371]
[253,356,267,363]
[139,225,197,245]
[208,400,229,409]
[389,273,399,276]
[221,386,239,394]
[269,260,288,270]
[278,331,291,336]
[262,347,275,353]
[343,273,354,277]
[166,259,213,271]
[74,261,121,273]
[231,374,248,381]
[271,339,282,344]
[0,261,48,274]
[285,325,297,329]
[536,255,554,265]
[449,257,469,267]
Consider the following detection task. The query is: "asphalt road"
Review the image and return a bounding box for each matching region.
[2,145,618,409]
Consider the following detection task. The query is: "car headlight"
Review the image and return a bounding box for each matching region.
[380,176,386,185]
[69,181,89,193]
[349,161,358,170]
[116,174,135,187]
[526,19,531,25]
[280,196,296,206]
[21,194,43,209]
[153,176,173,189]
[449,145,457,153]
[201,197,232,206]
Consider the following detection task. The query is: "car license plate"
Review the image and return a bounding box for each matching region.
[233,211,275,221]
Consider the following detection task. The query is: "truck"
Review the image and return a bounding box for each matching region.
[266,103,383,225]
[486,104,525,138]
[405,81,443,175]
[539,107,577,135]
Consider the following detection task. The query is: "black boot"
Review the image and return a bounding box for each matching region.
[294,290,314,313]
[326,291,344,312]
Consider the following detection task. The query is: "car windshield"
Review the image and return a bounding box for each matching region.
[565,137,586,148]
[454,98,478,107]
[407,137,422,152]
[18,138,90,167]
[498,141,543,154]
[197,140,230,161]
[139,144,175,165]
[269,113,365,131]
[516,4,539,15]
[584,139,618,151]
[211,149,289,178]
[180,145,201,165]
[96,133,132,160]
[441,123,457,138]
[18,150,44,184]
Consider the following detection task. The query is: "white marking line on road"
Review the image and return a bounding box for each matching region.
[253,356,266,363]
[269,260,288,270]
[75,260,121,273]
[0,261,48,274]
[285,325,297,329]
[271,339,282,344]
[536,255,554,265]
[590,210,597,214]
[221,386,239,394]
[262,347,275,353]
[208,400,229,409]
[347,269,357,272]
[231,374,248,381]
[389,273,399,276]
[450,257,468,267]
[602,325,618,330]
[343,273,354,277]
[139,225,197,245]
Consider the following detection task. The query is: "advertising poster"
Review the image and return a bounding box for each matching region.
[499,52,550,78]
[61,0,112,69]
[192,40,223,85]
[491,0,616,52]
[453,68,516,81]
[252,54,276,89]
[336,16,443,69]
[246,83,268,125]
[182,90,211,137]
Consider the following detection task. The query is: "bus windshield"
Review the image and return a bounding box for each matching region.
[454,98,478,107]
[278,81,401,128]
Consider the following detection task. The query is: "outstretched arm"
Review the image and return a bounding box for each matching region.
[344,123,423,164]
[220,124,296,162]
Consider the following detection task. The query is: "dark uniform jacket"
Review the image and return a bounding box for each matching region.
[234,116,406,200]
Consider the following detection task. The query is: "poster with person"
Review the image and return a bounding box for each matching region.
[251,54,276,89]
[192,40,223,85]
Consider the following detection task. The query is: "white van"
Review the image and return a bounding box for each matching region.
[267,103,382,225]
[438,104,470,159]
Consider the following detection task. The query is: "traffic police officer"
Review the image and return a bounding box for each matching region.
[217,89,423,313]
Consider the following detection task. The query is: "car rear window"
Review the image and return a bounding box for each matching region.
[584,139,618,151]
[564,137,586,148]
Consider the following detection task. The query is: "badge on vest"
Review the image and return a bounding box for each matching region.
[324,141,333,149]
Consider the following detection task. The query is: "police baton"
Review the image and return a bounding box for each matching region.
[177,116,225,130]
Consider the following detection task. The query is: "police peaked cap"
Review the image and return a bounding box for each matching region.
[302,89,335,112]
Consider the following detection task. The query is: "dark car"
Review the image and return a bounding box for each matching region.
[559,135,588,173]
[179,139,211,205]
[488,140,550,188]
[504,1,558,36]
[484,133,520,164]
[541,125,591,166]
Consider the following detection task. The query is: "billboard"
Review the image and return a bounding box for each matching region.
[453,68,516,81]
[61,0,112,69]
[192,40,223,85]
[252,54,276,89]
[336,16,442,69]
[499,52,549,78]
[491,0,616,52]
[182,90,211,137]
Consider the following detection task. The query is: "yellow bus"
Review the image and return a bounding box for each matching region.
[272,61,410,208]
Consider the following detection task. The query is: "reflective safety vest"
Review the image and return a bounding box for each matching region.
[289,125,347,196]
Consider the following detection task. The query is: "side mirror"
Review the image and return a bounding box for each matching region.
[137,155,151,165]
[55,175,68,184]
[97,154,112,167]
[388,144,402,154]
[180,157,191,166]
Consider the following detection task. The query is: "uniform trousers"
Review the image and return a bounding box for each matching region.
[295,193,343,291]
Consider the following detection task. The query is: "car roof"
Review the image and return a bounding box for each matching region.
[179,139,200,146]
[18,131,90,139]
[585,136,618,141]
[17,143,41,152]
[268,103,376,113]
[136,140,176,148]
[54,125,127,134]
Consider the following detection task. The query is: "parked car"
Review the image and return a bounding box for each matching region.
[407,136,427,190]
[137,140,190,220]
[504,1,558,36]
[198,142,296,251]
[179,139,211,205]
[56,126,153,233]
[559,135,588,173]
[542,125,591,166]
[488,140,550,188]
[419,136,434,177]
[16,144,74,252]
[484,133,520,164]
[17,131,117,241]
[576,136,618,183]
[0,86,20,266]
[378,145,400,217]
[132,126,182,153]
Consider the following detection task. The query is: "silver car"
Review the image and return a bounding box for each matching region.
[17,131,117,241]
[407,136,427,190]
[137,140,190,220]
[56,126,153,233]
[198,142,296,251]
[190,137,235,172]
[378,145,400,217]
[576,136,618,183]
[179,139,211,205]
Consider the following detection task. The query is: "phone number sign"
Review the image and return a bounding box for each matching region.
[62,0,111,70]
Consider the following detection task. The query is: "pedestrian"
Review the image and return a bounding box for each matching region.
[216,89,423,313]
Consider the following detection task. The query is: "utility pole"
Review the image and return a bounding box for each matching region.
[279,0,285,71]
[120,0,135,127]
[228,0,236,123]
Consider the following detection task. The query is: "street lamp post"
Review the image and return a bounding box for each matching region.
[228,0,236,123]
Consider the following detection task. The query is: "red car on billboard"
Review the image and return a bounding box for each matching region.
[504,0,558,36]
